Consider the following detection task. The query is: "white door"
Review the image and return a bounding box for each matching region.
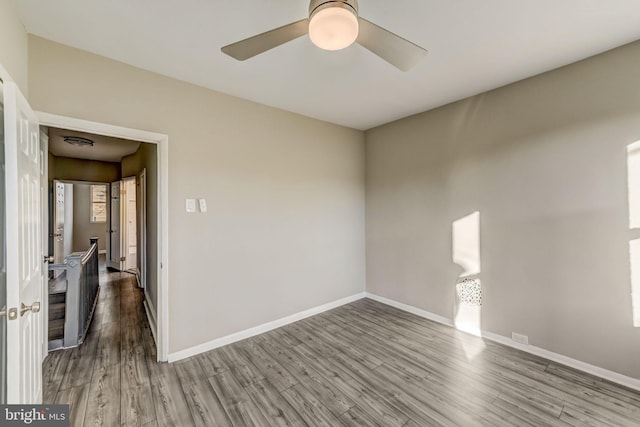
[0,80,7,403]
[39,129,49,359]
[108,180,122,270]
[52,180,64,277]
[123,177,137,272]
[4,81,44,403]
[62,184,73,257]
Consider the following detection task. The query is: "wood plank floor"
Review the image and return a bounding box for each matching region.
[44,269,640,426]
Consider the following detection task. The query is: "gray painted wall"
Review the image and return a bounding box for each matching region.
[366,40,640,379]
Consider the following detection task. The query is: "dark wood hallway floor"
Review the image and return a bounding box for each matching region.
[43,268,640,426]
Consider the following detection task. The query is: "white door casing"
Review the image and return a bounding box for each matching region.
[108,180,122,271]
[140,169,147,291]
[39,129,49,359]
[4,81,43,403]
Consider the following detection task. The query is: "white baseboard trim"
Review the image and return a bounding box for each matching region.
[131,269,141,288]
[365,292,454,328]
[143,296,157,347]
[480,330,640,391]
[168,292,367,363]
[365,292,640,392]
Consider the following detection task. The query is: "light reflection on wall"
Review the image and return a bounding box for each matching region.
[627,140,640,327]
[452,211,485,359]
[628,240,640,327]
[452,211,481,277]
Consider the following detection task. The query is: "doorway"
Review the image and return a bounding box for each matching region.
[51,180,73,278]
[124,176,137,273]
[38,112,169,362]
[107,176,139,275]
[107,180,121,271]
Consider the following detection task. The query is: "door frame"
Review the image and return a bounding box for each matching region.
[122,176,137,273]
[107,180,122,271]
[139,169,147,293]
[37,112,170,362]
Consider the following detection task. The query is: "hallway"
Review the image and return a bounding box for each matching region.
[43,266,161,426]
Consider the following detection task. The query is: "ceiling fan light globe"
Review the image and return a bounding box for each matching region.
[309,7,359,51]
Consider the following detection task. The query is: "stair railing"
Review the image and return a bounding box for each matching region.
[48,238,100,348]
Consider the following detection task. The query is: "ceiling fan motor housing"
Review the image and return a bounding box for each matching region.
[308,0,360,51]
[309,0,359,18]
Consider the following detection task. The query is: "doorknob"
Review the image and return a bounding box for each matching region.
[44,255,54,263]
[0,308,18,320]
[20,301,41,317]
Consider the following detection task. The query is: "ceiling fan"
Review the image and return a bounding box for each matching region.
[221,0,428,71]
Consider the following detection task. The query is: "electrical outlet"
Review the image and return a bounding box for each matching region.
[512,332,529,345]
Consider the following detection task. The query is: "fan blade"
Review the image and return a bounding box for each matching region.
[221,19,309,61]
[356,18,427,71]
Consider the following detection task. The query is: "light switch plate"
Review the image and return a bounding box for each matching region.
[198,198,207,213]
[186,198,196,213]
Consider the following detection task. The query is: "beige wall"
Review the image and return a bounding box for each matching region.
[71,183,108,253]
[0,0,28,94]
[51,155,121,182]
[47,154,114,257]
[48,152,56,181]
[28,36,366,353]
[122,143,158,318]
[366,40,640,379]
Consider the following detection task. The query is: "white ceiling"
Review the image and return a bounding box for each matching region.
[14,0,640,130]
[48,127,140,162]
